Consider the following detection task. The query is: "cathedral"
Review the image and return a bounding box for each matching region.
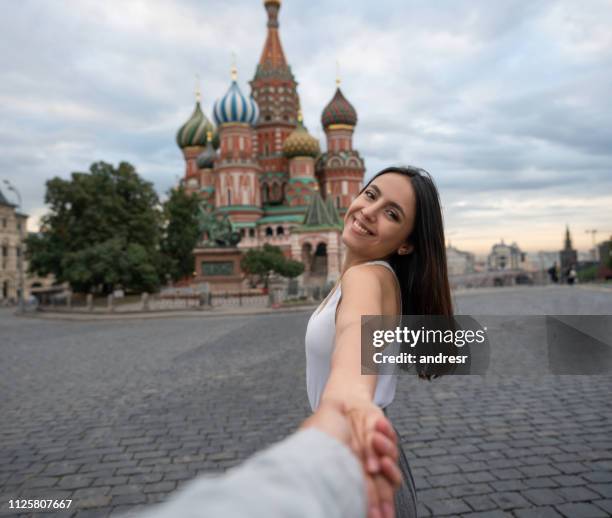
[175,0,365,290]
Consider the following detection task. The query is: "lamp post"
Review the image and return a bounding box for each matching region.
[3,180,25,313]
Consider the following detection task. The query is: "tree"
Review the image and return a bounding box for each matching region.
[160,185,201,282]
[240,244,304,287]
[26,161,162,293]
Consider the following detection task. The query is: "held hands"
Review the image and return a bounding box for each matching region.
[347,402,402,518]
[301,400,402,518]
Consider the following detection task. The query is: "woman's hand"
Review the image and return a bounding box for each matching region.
[346,402,403,518]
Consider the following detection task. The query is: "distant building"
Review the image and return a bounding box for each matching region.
[559,225,578,281]
[0,187,27,302]
[487,239,526,271]
[446,244,475,276]
[597,235,612,280]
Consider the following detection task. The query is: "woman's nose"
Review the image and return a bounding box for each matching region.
[361,205,377,221]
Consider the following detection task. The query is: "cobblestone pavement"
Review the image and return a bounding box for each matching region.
[1,285,611,517]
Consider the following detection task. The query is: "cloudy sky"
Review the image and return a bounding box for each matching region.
[1,0,611,255]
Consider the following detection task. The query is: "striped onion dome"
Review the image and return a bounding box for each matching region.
[283,115,320,159]
[321,87,357,128]
[176,101,215,149]
[213,80,260,126]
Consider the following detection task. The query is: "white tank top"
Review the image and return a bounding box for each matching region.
[305,260,400,411]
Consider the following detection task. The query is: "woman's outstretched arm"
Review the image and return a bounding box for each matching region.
[320,263,400,518]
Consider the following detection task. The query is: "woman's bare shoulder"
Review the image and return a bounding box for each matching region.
[340,263,399,316]
[341,262,396,290]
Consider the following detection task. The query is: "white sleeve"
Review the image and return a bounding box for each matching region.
[139,428,366,518]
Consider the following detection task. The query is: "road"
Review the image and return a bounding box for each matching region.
[1,285,611,517]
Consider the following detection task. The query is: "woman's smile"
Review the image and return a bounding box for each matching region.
[351,215,375,237]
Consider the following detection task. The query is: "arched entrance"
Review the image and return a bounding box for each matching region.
[301,243,313,273]
[311,242,328,278]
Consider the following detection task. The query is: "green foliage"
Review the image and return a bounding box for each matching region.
[160,185,201,282]
[26,161,162,293]
[240,244,305,287]
[577,264,598,283]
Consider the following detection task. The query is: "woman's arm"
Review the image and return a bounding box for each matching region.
[321,263,397,407]
[320,264,401,518]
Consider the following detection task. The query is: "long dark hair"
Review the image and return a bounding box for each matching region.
[362,166,453,318]
[361,167,457,377]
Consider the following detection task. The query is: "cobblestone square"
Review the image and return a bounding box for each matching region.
[1,285,611,517]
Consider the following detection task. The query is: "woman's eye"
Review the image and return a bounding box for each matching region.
[387,211,399,221]
[364,190,375,199]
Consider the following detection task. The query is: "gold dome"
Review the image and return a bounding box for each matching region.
[282,113,320,159]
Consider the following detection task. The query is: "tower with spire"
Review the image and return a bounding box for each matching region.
[559,225,578,282]
[175,0,365,288]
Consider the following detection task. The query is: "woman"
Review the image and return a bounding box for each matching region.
[305,166,453,518]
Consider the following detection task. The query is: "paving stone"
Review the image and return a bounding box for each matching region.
[465,471,497,483]
[490,468,523,480]
[447,483,493,498]
[490,479,528,492]
[522,488,566,506]
[554,462,588,474]
[463,494,498,511]
[513,506,564,517]
[520,465,562,478]
[111,493,147,506]
[556,485,602,502]
[583,471,612,483]
[426,464,459,475]
[426,473,468,487]
[488,491,530,510]
[591,484,612,498]
[142,481,176,494]
[424,498,471,516]
[57,475,93,490]
[552,474,588,487]
[592,500,612,515]
[460,511,512,518]
[554,502,609,517]
[524,477,558,489]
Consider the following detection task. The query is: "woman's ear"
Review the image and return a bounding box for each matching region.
[397,243,414,256]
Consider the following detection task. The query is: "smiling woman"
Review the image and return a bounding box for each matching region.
[305,165,453,518]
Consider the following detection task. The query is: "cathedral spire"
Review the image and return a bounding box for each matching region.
[257,0,290,74]
[564,224,573,250]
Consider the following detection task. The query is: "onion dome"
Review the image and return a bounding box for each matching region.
[282,113,320,159]
[321,87,357,128]
[176,99,215,149]
[196,131,216,169]
[213,66,260,126]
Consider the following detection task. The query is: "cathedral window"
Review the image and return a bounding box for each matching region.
[227,189,232,205]
[265,227,273,236]
[249,228,255,238]
[276,226,284,236]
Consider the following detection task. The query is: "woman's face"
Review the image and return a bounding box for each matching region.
[342,172,417,259]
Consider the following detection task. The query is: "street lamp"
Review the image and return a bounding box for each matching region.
[3,180,25,313]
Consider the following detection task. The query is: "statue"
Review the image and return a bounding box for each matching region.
[197,203,241,247]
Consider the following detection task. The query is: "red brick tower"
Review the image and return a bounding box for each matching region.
[317,78,365,215]
[250,0,300,202]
